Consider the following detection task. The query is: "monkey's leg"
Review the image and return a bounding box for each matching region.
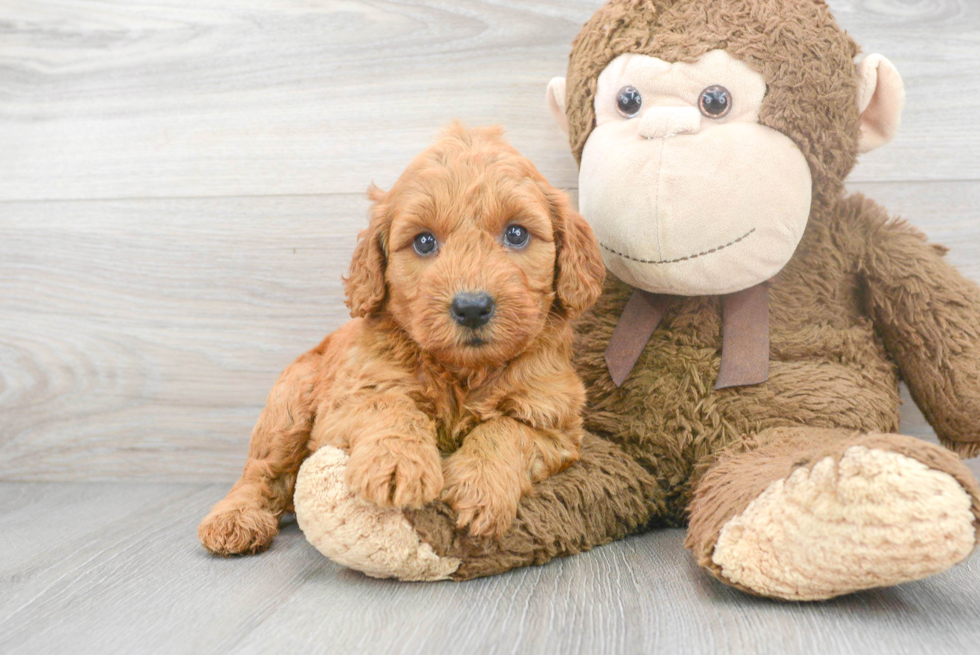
[686,427,980,600]
[294,433,664,581]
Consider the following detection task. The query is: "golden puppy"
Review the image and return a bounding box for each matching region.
[199,124,605,555]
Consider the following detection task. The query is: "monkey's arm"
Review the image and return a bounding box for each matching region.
[293,431,663,580]
[408,433,664,580]
[852,194,980,457]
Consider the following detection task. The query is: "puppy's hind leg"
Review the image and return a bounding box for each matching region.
[199,353,320,556]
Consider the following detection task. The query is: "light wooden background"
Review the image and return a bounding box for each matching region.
[2,0,980,482]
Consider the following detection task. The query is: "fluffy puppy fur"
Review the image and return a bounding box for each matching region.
[199,124,605,555]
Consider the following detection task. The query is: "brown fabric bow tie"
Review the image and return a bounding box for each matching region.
[603,284,770,389]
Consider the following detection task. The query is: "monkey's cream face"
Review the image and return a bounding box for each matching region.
[579,50,812,296]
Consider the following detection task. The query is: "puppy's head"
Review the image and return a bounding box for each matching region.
[345,123,605,369]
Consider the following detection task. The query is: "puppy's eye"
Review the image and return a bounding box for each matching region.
[617,86,642,118]
[503,224,530,249]
[413,232,438,256]
[698,85,732,118]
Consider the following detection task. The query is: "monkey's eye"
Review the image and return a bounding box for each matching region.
[503,224,530,249]
[698,85,732,118]
[616,86,643,118]
[413,232,438,256]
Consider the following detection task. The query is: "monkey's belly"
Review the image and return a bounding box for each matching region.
[580,324,902,519]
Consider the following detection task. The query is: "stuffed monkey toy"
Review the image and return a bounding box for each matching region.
[290,0,980,601]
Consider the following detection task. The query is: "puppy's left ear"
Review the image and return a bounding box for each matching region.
[344,185,390,318]
[547,187,605,318]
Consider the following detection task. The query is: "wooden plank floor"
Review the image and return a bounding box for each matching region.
[1,482,979,655]
[3,1,980,653]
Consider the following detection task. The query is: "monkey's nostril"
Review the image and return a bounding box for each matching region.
[450,292,495,329]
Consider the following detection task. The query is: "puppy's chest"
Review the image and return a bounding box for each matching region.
[419,387,496,454]
[435,415,476,454]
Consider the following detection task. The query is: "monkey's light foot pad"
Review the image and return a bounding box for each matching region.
[712,446,976,601]
[294,446,460,581]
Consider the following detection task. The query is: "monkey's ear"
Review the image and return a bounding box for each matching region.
[856,54,905,154]
[546,187,605,319]
[344,185,389,318]
[546,77,569,136]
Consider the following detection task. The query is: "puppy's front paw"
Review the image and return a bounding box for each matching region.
[442,457,523,538]
[346,438,443,509]
[198,502,279,556]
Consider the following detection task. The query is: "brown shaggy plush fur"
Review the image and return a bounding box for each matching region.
[198,124,605,554]
[404,0,980,586]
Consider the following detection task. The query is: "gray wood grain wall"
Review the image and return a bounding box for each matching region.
[2,0,979,482]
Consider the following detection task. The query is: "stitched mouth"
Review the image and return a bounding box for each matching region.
[465,337,487,347]
[600,228,756,265]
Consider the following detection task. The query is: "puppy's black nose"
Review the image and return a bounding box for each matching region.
[450,292,495,329]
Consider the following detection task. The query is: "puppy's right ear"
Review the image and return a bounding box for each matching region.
[344,185,389,318]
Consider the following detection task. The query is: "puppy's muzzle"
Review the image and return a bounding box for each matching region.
[450,292,495,329]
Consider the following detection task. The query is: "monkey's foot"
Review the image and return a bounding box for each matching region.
[710,445,977,600]
[294,446,460,581]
